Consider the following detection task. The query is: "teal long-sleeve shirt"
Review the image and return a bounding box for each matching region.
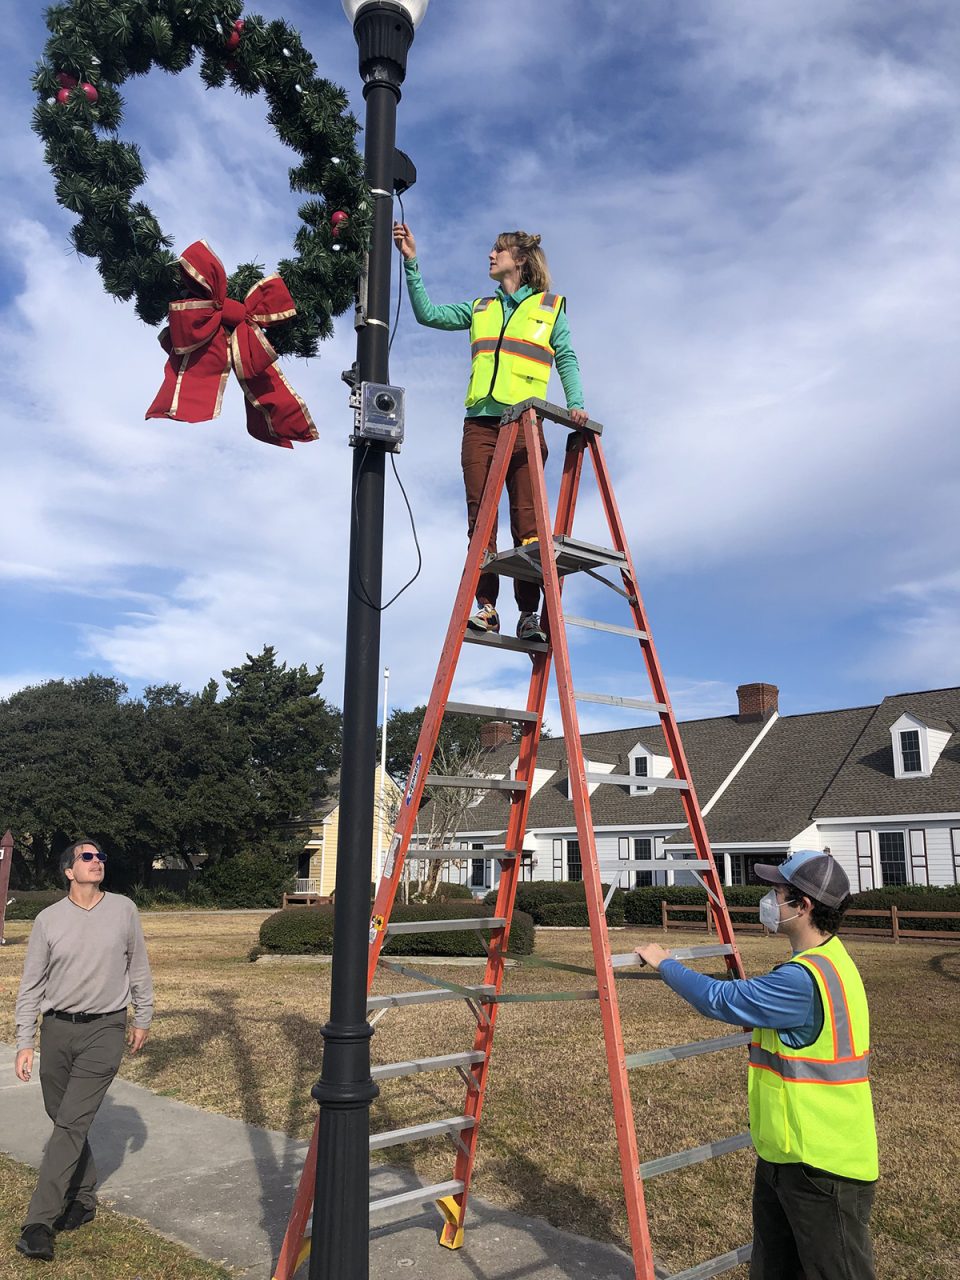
[402,256,585,416]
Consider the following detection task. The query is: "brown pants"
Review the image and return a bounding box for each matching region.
[461,416,548,613]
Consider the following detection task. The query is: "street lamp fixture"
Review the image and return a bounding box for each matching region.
[308,5,428,1280]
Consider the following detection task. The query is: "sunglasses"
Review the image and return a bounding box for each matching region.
[74,851,107,863]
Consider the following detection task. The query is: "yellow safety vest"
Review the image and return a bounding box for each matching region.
[465,291,564,407]
[748,934,878,1181]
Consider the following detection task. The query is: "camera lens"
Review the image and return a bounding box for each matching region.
[375,393,396,413]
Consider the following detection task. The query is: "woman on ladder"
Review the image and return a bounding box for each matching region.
[392,222,590,644]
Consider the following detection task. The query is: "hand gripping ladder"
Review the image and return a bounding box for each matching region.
[275,400,753,1280]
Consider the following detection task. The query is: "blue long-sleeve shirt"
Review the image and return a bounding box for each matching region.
[658,957,822,1050]
[402,257,585,415]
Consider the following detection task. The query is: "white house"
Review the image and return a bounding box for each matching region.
[426,682,960,896]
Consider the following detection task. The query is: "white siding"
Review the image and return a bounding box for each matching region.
[817,821,959,889]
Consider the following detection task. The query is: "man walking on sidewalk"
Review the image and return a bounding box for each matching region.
[13,838,154,1262]
[635,850,878,1280]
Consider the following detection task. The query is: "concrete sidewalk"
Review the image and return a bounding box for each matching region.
[0,1044,634,1278]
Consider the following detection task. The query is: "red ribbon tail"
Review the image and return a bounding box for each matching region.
[239,363,318,449]
[146,334,230,423]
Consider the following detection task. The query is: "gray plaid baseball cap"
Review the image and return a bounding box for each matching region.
[753,849,850,908]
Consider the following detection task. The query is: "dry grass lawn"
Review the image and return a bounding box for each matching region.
[0,1152,233,1280]
[1,912,958,1280]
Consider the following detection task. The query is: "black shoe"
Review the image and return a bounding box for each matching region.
[53,1201,96,1232]
[16,1224,55,1261]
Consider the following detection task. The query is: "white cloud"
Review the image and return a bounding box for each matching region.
[2,0,958,720]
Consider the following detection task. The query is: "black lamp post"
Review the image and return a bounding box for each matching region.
[308,4,428,1279]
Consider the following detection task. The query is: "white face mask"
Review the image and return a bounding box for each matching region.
[759,889,801,933]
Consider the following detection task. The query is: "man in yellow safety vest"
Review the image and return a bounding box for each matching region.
[635,850,878,1280]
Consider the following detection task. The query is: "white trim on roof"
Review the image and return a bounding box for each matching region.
[670,840,792,851]
[815,812,960,824]
[701,712,780,816]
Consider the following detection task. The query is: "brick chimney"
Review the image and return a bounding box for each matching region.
[736,683,779,723]
[480,721,514,750]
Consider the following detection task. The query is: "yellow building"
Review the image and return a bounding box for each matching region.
[292,766,403,900]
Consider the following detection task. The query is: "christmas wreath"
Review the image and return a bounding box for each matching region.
[30,0,371,363]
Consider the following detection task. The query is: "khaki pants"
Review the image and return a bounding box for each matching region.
[751,1157,877,1280]
[26,1012,126,1228]
[461,416,548,614]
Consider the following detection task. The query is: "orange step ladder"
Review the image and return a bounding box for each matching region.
[275,399,753,1280]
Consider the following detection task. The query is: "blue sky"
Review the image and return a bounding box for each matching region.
[1,0,958,735]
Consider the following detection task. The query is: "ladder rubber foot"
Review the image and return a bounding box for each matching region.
[436,1195,465,1250]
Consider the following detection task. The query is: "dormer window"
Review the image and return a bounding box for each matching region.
[890,712,953,779]
[632,755,650,794]
[899,730,922,774]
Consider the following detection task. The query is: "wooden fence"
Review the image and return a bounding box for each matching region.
[660,900,960,943]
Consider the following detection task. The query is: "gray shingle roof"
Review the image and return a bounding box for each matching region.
[433,714,770,835]
[814,688,960,817]
[674,706,875,843]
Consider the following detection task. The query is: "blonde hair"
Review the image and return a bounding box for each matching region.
[494,231,551,292]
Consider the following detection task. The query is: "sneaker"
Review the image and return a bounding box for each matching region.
[467,603,500,634]
[53,1202,96,1232]
[517,612,547,643]
[16,1224,55,1261]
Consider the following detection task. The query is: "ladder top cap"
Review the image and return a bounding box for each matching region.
[499,398,603,435]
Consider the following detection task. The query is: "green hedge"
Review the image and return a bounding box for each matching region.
[259,901,535,957]
[622,884,767,926]
[188,851,294,909]
[848,885,960,932]
[4,890,66,920]
[484,881,625,926]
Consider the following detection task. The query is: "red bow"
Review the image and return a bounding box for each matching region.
[145,241,317,449]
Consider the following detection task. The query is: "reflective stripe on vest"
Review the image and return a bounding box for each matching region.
[465,291,564,407]
[748,1044,871,1083]
[747,934,878,1180]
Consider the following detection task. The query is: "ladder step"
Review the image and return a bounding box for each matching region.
[384,917,507,937]
[610,944,735,968]
[425,774,528,791]
[662,1244,753,1280]
[564,614,649,640]
[639,1132,752,1179]
[372,1051,486,1082]
[367,984,495,1011]
[500,396,603,435]
[575,692,668,713]
[445,700,538,723]
[464,630,549,654]
[585,772,689,791]
[370,1178,465,1215]
[486,535,626,582]
[620,859,712,870]
[625,1032,753,1069]
[369,1115,476,1152]
[407,846,518,861]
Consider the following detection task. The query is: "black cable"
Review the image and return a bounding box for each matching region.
[381,451,422,608]
[388,191,405,354]
[350,446,422,612]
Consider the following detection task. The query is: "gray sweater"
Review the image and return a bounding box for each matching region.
[15,892,154,1050]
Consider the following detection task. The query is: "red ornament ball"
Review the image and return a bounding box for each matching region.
[233,19,245,31]
[56,72,78,89]
[331,210,349,237]
[56,88,72,104]
[80,82,99,103]
[225,29,241,50]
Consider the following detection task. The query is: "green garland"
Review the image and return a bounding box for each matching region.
[31,0,371,358]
